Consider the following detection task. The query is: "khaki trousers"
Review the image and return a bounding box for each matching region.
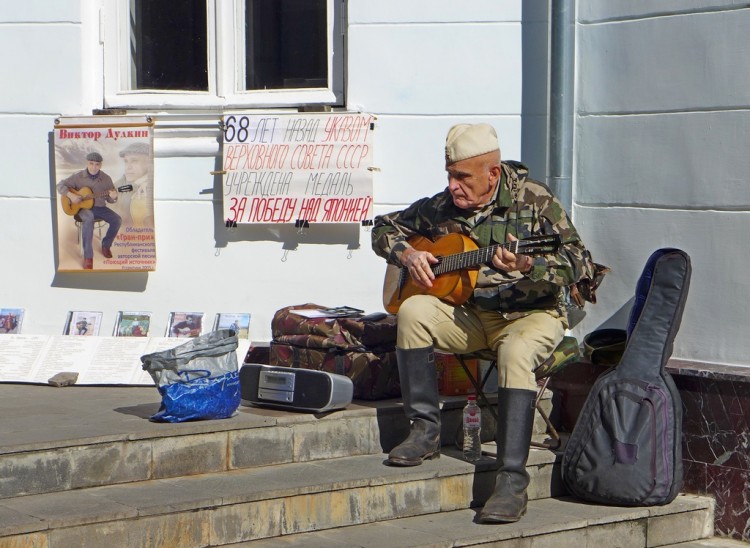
[396,295,565,391]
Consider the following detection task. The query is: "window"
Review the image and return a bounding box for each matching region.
[103,0,344,109]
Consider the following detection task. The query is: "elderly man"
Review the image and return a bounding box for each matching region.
[117,141,154,227]
[57,151,122,270]
[371,123,598,523]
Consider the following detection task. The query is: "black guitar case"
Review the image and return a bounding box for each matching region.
[562,248,691,506]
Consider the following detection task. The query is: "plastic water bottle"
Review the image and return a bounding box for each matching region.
[462,395,482,462]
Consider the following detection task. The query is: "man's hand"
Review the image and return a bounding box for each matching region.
[108,189,118,201]
[401,247,439,289]
[66,191,81,204]
[492,234,533,274]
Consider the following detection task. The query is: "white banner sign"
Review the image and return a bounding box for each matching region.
[222,113,374,224]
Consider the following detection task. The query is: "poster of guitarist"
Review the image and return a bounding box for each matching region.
[54,116,156,272]
[57,152,124,270]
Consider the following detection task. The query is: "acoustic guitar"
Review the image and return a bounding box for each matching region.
[382,233,561,313]
[61,185,133,216]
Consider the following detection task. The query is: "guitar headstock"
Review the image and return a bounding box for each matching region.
[514,234,561,255]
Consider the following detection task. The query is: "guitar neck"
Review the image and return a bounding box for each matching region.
[432,241,516,276]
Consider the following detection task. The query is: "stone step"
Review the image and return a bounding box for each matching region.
[0,448,714,547]
[229,495,718,547]
[241,498,717,547]
[0,384,561,499]
[669,540,750,547]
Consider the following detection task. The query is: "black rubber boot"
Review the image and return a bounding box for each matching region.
[479,388,536,523]
[386,346,441,466]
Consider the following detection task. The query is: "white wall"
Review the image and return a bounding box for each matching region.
[11,2,740,370]
[573,2,750,366]
[0,1,532,343]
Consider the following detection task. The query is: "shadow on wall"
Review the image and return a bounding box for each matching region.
[596,298,634,331]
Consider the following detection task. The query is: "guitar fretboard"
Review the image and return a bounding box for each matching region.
[432,241,516,276]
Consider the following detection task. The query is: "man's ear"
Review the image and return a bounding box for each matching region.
[489,165,502,186]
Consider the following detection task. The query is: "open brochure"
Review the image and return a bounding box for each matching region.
[0,335,251,385]
[291,306,364,319]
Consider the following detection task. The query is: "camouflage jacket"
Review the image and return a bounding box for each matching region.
[372,161,598,320]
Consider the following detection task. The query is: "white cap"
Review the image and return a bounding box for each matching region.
[445,123,499,167]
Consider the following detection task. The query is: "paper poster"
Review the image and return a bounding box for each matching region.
[222,112,375,224]
[54,116,156,272]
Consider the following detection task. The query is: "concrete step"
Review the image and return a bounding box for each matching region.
[0,384,562,499]
[227,496,717,547]
[669,540,750,547]
[227,497,723,547]
[0,385,417,498]
[0,448,714,547]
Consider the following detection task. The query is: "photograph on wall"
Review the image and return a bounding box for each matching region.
[222,112,375,224]
[64,311,103,336]
[166,312,204,338]
[113,311,151,337]
[0,308,24,334]
[213,312,251,338]
[54,116,156,272]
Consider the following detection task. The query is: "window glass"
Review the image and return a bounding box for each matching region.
[245,0,328,91]
[104,0,342,108]
[131,0,208,91]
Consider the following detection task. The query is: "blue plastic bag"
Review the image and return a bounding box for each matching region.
[141,329,240,422]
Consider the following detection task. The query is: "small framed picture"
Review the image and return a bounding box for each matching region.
[213,312,251,338]
[0,308,24,334]
[64,311,103,336]
[166,312,204,338]
[114,311,152,337]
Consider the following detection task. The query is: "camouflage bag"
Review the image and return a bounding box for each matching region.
[269,343,400,400]
[269,304,400,400]
[271,303,397,352]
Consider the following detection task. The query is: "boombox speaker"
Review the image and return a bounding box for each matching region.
[240,363,353,412]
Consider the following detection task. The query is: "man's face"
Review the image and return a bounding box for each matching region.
[87,160,102,175]
[122,153,149,182]
[446,153,500,210]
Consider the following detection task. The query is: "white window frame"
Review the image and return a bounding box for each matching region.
[102,0,344,110]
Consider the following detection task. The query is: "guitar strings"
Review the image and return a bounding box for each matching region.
[430,236,557,276]
[402,235,557,277]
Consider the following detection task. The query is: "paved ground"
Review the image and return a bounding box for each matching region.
[0,383,399,453]
[0,384,165,451]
